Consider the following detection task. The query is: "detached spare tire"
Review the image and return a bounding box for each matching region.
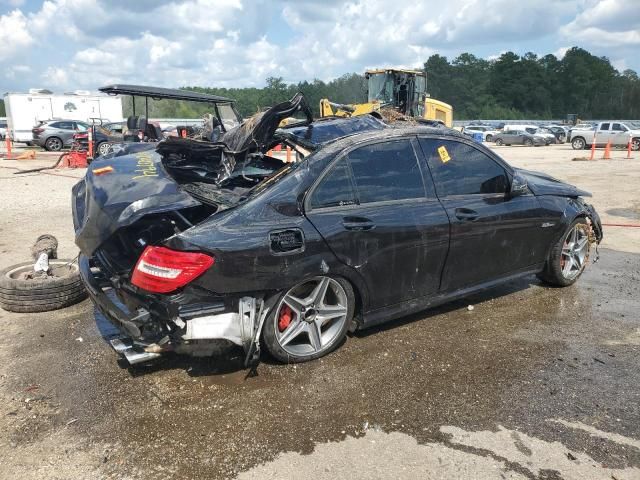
[0,260,87,313]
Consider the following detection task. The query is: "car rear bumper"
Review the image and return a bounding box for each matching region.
[79,254,145,339]
[79,254,260,364]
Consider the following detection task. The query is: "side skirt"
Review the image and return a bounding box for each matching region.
[361,264,544,329]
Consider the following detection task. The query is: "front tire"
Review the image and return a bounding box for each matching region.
[538,218,590,287]
[524,138,534,147]
[632,138,640,151]
[262,276,354,363]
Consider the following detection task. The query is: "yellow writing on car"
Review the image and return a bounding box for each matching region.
[132,152,158,179]
[437,145,451,163]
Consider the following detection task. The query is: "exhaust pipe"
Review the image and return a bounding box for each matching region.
[110,338,162,365]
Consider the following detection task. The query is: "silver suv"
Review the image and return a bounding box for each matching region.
[32,120,89,151]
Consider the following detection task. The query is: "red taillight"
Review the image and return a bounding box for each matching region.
[74,133,88,140]
[131,246,214,293]
[32,128,44,134]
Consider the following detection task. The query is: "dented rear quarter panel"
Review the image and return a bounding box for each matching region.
[165,151,371,307]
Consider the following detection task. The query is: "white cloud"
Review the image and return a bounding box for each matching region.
[0,0,639,93]
[0,9,33,61]
[42,66,69,86]
[561,0,640,46]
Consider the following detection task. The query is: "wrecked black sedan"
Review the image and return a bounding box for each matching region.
[72,94,603,366]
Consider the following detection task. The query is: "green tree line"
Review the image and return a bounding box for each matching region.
[2,46,638,121]
[185,47,640,121]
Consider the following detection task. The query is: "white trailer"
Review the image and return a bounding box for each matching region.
[3,90,123,143]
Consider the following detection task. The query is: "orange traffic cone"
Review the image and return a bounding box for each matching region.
[589,135,596,160]
[602,140,611,160]
[627,135,633,159]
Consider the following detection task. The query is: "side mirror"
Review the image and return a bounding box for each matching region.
[510,174,528,197]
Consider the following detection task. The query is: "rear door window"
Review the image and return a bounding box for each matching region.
[346,139,426,203]
[420,138,509,197]
[310,158,356,209]
[600,123,610,131]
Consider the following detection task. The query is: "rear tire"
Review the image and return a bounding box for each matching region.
[0,260,87,313]
[537,218,590,287]
[262,276,354,363]
[44,137,63,152]
[495,138,504,146]
[572,137,586,150]
[95,141,111,157]
[486,134,493,142]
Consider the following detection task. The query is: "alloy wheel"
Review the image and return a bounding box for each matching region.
[98,142,111,156]
[572,138,585,150]
[46,137,62,151]
[275,276,349,356]
[560,224,590,280]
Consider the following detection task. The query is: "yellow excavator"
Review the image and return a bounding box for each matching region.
[319,68,453,127]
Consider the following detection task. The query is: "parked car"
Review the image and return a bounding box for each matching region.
[32,120,89,151]
[73,125,124,157]
[103,121,125,135]
[0,120,7,140]
[570,121,640,150]
[538,126,566,143]
[73,95,603,366]
[522,127,555,144]
[493,129,546,146]
[462,125,500,142]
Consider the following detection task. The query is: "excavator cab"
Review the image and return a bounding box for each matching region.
[319,68,453,127]
[366,69,427,117]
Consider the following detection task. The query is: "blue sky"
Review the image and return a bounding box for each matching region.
[1,0,638,93]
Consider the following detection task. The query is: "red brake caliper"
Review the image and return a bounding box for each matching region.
[278,304,293,332]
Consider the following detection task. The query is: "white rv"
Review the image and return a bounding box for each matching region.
[3,89,123,143]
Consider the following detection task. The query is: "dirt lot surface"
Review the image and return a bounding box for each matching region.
[0,145,639,479]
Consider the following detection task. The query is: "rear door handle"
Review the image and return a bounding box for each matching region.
[455,208,479,221]
[342,216,376,231]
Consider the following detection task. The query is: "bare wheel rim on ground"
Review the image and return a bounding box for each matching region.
[275,276,349,356]
[561,224,590,280]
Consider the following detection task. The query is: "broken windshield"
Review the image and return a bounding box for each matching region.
[368,73,394,104]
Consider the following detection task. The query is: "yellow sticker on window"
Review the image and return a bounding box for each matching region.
[437,145,451,163]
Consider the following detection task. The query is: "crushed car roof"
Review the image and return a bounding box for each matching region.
[99,84,235,104]
[279,115,387,147]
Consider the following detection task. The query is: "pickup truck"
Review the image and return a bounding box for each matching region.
[570,121,640,151]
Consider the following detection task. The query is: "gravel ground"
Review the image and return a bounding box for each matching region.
[0,144,639,479]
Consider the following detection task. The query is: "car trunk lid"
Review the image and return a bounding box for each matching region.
[72,148,202,256]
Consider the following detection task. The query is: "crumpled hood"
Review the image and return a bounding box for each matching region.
[72,148,200,255]
[516,168,591,197]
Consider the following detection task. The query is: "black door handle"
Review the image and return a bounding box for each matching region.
[342,216,376,231]
[454,208,479,221]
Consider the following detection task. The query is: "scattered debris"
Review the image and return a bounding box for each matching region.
[467,305,475,311]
